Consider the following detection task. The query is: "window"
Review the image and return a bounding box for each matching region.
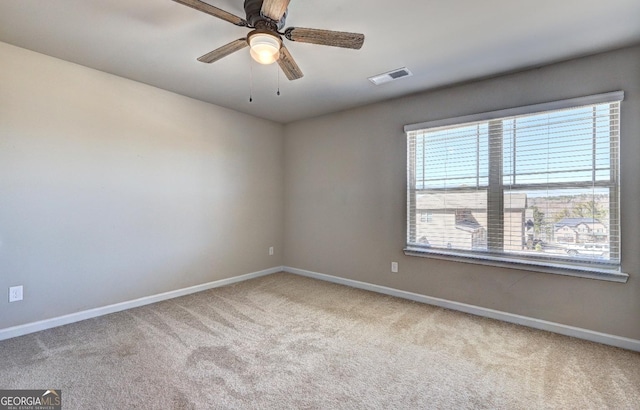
[419,212,433,223]
[404,92,626,281]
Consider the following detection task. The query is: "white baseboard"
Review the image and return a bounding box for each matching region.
[0,266,283,342]
[284,266,640,352]
[5,265,639,353]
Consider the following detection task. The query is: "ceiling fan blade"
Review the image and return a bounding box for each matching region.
[277,45,303,81]
[285,27,365,49]
[261,0,290,22]
[172,0,247,27]
[197,38,248,63]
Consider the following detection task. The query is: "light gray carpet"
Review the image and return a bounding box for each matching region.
[1,272,639,409]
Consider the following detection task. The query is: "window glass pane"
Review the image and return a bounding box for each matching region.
[415,124,488,189]
[505,188,613,262]
[504,106,612,186]
[414,191,487,251]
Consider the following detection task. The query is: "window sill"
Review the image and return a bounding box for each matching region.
[403,247,629,283]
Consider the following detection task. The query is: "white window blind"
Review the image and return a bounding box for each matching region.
[405,91,624,280]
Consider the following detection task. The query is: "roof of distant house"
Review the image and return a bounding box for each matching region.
[456,219,483,232]
[554,217,603,228]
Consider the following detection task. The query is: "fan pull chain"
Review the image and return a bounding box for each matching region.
[249,59,253,102]
[277,65,281,96]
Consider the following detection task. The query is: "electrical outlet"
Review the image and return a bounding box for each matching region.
[9,285,23,302]
[391,262,398,273]
[269,246,274,256]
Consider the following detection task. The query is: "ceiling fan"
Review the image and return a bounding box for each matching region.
[172,0,365,80]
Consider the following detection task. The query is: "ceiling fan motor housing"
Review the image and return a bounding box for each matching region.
[244,0,286,30]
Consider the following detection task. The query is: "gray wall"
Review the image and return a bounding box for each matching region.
[283,46,640,340]
[0,42,284,329]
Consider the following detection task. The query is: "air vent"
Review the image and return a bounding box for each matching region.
[368,67,413,85]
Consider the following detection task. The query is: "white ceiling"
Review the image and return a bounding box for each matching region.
[1,0,639,123]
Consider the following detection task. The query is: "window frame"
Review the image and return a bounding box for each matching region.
[404,91,628,283]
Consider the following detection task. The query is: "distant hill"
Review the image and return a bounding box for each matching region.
[528,193,609,228]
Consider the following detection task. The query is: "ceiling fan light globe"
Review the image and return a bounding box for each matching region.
[248,33,281,65]
[250,47,279,65]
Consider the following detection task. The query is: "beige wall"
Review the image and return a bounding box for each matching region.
[283,46,640,340]
[0,42,284,329]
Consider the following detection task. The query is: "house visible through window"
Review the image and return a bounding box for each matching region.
[404,91,624,279]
